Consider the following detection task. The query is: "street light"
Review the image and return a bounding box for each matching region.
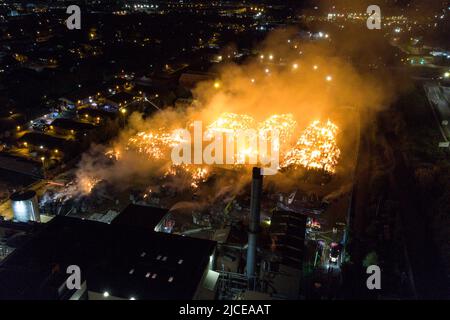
[40,156,46,178]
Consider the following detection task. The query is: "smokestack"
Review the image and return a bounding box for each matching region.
[247,167,263,286]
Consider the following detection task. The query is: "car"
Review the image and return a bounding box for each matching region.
[329,242,341,264]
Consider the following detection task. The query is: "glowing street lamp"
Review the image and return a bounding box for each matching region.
[326,75,333,82]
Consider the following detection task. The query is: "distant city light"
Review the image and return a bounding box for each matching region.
[326,75,333,81]
[103,291,109,298]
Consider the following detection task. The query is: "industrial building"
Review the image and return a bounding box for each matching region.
[0,214,217,300]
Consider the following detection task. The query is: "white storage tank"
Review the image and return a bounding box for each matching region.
[10,190,40,223]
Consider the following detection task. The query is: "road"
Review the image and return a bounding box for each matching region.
[303,108,360,299]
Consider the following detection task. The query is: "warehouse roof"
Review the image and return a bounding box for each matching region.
[0,214,216,300]
[112,204,168,232]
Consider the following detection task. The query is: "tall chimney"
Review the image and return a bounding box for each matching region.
[247,167,263,287]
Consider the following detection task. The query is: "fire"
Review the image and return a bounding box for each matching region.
[189,166,209,188]
[258,113,297,150]
[104,114,340,189]
[126,130,186,160]
[163,164,209,189]
[79,176,100,194]
[41,175,101,207]
[205,112,256,138]
[282,120,340,173]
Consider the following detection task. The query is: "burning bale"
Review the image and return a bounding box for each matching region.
[99,113,341,192]
[282,120,340,174]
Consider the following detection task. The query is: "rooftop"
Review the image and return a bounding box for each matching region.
[106,91,135,104]
[112,204,168,232]
[50,118,97,131]
[0,213,216,300]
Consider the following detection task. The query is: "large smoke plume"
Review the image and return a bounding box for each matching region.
[75,25,401,196]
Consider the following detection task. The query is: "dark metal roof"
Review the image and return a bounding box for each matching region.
[0,214,216,300]
[112,204,168,232]
[50,118,96,131]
